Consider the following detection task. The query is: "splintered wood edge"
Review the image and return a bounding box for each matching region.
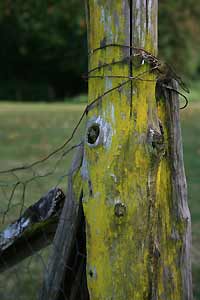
[0,187,65,272]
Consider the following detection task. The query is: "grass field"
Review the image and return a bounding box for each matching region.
[0,101,199,299]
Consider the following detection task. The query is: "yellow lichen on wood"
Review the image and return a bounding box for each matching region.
[83,1,191,299]
[155,98,183,300]
[83,1,157,299]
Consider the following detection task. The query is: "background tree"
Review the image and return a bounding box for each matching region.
[0,0,87,100]
[0,0,199,100]
[159,0,200,78]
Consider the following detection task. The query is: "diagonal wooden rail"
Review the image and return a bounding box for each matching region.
[0,187,65,272]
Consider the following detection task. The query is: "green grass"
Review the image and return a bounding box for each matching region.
[188,81,200,102]
[0,100,199,299]
[0,102,86,300]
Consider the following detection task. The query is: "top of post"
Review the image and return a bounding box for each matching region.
[131,0,158,55]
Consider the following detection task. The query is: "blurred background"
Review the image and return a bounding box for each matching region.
[0,0,199,101]
[0,0,199,299]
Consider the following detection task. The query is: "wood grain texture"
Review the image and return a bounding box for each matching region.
[159,80,192,300]
[132,0,158,54]
[39,144,89,300]
[83,1,159,299]
[83,1,192,299]
[0,188,65,273]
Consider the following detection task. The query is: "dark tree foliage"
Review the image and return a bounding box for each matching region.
[159,0,200,78]
[0,1,87,100]
[0,0,199,101]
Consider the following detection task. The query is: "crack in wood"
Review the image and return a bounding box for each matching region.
[130,0,133,118]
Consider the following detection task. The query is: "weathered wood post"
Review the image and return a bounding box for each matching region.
[83,1,192,299]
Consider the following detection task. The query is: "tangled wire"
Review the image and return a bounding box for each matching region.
[0,43,189,300]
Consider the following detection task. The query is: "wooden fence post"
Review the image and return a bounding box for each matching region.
[83,1,192,299]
